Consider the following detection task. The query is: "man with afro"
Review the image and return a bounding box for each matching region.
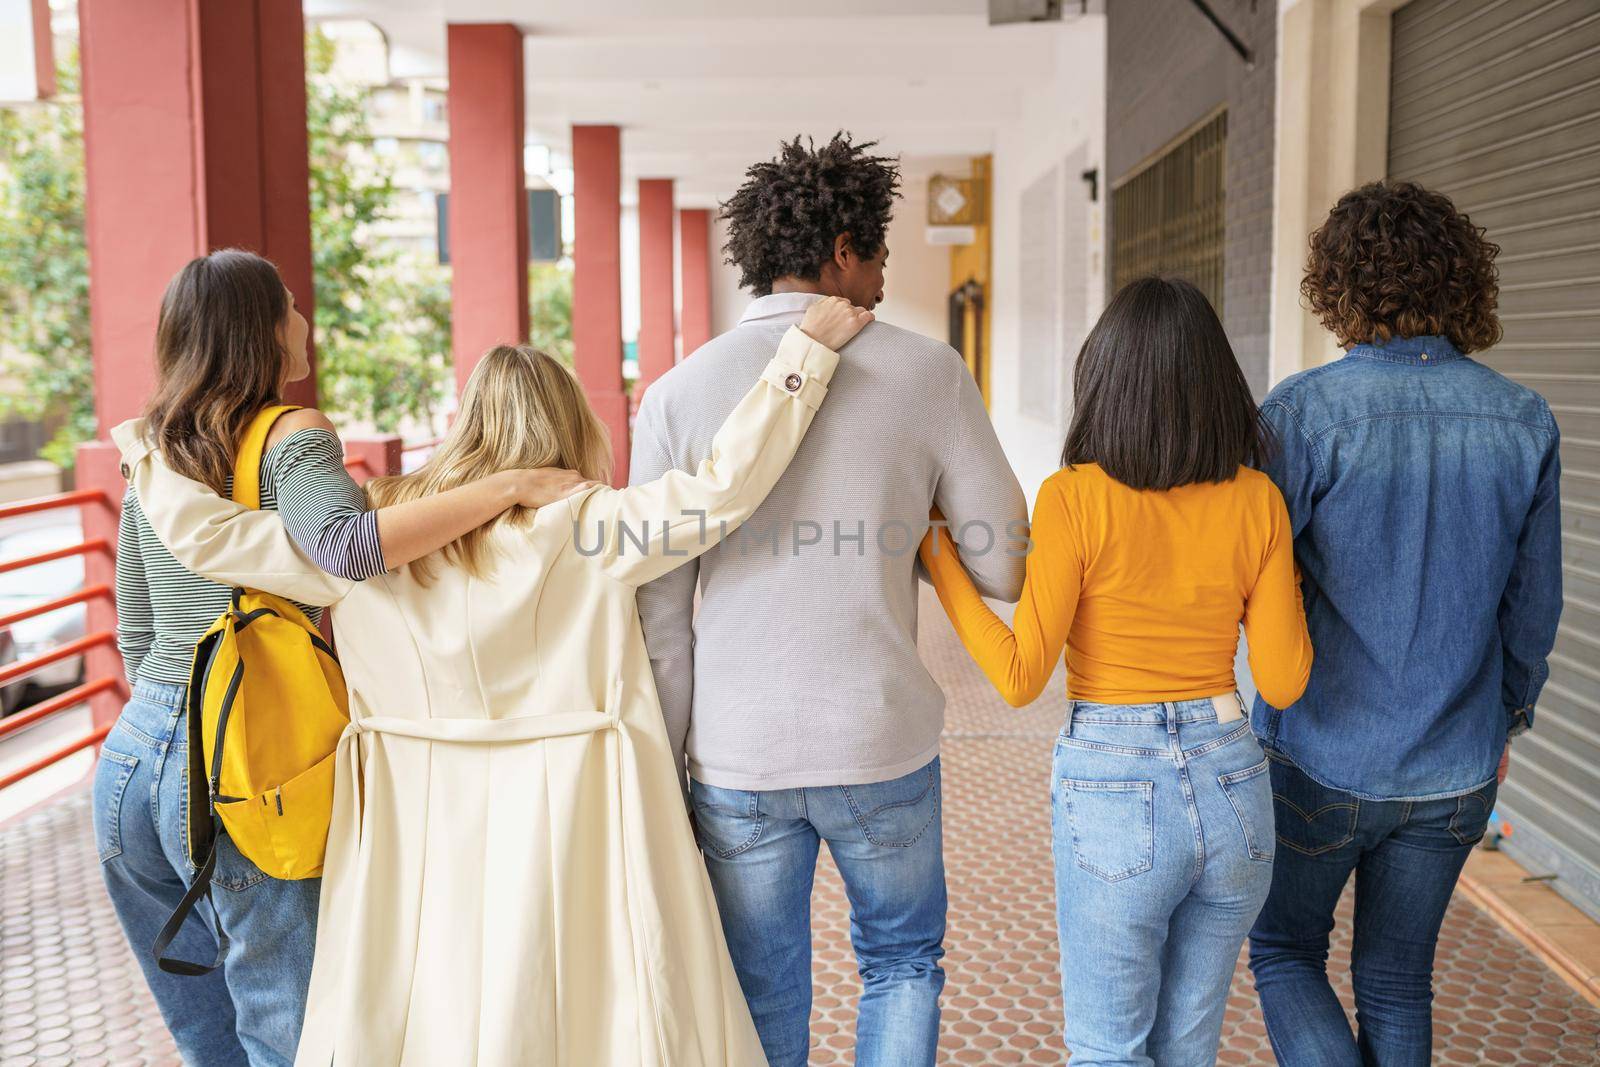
[631,133,1027,1066]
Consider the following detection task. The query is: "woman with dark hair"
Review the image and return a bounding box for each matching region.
[919,276,1312,1065]
[1246,181,1561,1066]
[99,249,591,1066]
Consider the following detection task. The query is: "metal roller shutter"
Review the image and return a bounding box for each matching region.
[1388,0,1600,917]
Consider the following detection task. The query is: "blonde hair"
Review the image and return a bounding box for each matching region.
[366,345,612,584]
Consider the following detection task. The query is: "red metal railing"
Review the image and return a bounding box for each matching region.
[0,537,109,576]
[0,584,112,630]
[0,488,105,522]
[0,630,115,688]
[0,678,119,746]
[0,489,116,796]
[0,721,113,791]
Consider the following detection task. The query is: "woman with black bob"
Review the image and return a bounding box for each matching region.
[920,276,1312,1065]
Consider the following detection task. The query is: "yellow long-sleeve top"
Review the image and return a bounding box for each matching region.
[920,463,1313,710]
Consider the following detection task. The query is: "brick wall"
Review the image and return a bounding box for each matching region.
[1106,0,1277,396]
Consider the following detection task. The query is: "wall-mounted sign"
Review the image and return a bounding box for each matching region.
[927,174,977,226]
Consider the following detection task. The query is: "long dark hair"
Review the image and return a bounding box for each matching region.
[144,249,290,495]
[1061,277,1272,489]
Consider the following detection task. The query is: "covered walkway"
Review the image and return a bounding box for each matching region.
[2,589,1597,1066]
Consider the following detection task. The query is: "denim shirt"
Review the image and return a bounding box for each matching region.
[1252,335,1563,801]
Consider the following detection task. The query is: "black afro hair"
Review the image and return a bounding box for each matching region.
[718,133,902,296]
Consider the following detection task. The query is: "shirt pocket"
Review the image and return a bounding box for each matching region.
[1059,778,1155,883]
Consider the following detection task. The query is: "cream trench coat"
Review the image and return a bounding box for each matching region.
[112,326,840,1066]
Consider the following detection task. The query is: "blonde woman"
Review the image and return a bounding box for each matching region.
[113,295,870,1066]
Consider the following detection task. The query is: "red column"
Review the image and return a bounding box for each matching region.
[76,0,317,727]
[679,208,713,357]
[79,0,318,424]
[28,0,54,99]
[636,179,676,399]
[446,23,529,389]
[572,124,630,485]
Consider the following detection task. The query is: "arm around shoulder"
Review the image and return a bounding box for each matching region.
[574,324,842,587]
[110,419,353,606]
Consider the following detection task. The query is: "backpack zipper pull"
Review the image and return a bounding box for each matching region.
[275,788,284,816]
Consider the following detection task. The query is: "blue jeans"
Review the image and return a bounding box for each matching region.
[1054,698,1274,1067]
[690,757,947,1067]
[92,680,320,1066]
[1247,752,1497,1066]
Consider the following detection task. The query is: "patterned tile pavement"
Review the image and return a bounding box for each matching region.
[2,587,1598,1065]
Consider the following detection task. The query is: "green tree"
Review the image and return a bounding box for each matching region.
[305,27,449,432]
[529,263,574,365]
[0,48,92,468]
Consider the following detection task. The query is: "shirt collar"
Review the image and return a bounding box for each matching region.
[1345,334,1464,366]
[738,291,826,327]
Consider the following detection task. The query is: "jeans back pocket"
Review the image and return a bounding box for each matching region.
[1448,784,1497,846]
[93,749,140,864]
[842,760,940,849]
[689,781,765,859]
[1219,758,1275,861]
[1267,752,1358,857]
[1060,778,1154,883]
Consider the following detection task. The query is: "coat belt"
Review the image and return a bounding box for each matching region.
[348,711,615,745]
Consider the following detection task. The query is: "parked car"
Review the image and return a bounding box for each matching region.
[0,521,87,716]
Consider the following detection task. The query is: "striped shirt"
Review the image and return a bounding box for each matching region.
[114,428,384,685]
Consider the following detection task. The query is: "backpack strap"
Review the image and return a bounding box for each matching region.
[153,826,231,976]
[232,404,301,510]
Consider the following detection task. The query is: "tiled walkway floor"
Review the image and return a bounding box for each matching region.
[2,589,1598,1065]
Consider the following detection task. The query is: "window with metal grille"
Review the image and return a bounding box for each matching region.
[1110,110,1228,315]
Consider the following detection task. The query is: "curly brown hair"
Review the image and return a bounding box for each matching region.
[1302,180,1502,353]
[719,133,901,296]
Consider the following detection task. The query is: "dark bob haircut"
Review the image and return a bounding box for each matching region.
[1302,180,1502,353]
[1062,277,1273,490]
[718,133,901,296]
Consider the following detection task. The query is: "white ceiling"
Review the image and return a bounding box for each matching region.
[304,0,1092,206]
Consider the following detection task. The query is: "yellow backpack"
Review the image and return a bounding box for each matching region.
[155,405,351,976]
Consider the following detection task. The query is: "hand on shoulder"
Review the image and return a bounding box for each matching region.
[799,296,874,351]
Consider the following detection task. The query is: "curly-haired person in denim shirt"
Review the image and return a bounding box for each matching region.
[1246,181,1564,1067]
